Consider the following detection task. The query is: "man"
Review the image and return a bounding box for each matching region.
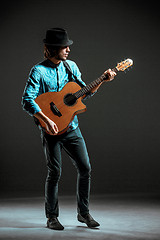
[22,28,116,230]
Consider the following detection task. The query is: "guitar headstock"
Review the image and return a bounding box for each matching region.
[116,58,133,72]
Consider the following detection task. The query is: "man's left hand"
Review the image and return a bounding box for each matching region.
[104,69,117,81]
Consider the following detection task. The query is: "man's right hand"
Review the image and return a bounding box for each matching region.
[34,111,59,135]
[45,118,59,135]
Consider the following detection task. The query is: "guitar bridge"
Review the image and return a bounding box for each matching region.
[50,102,62,117]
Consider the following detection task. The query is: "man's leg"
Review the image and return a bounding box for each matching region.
[41,131,64,230]
[62,128,100,228]
[62,127,91,215]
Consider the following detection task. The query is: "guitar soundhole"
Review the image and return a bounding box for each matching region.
[64,93,77,106]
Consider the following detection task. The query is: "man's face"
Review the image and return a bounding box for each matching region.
[56,46,70,61]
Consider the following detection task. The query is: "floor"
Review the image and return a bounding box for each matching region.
[0,194,160,240]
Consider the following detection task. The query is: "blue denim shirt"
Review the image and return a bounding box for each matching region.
[22,59,87,130]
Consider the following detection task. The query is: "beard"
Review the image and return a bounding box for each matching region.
[55,52,69,61]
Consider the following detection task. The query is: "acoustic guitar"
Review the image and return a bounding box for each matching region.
[35,58,133,135]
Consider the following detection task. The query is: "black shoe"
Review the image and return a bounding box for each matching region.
[47,217,64,230]
[77,213,100,228]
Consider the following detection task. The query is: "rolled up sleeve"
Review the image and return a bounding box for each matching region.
[21,67,42,116]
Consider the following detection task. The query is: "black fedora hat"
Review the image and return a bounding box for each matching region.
[43,28,73,46]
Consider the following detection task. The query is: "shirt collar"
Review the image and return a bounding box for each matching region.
[46,59,61,69]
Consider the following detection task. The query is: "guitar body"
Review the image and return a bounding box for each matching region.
[35,82,87,135]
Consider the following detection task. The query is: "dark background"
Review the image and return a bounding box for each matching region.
[0,0,160,198]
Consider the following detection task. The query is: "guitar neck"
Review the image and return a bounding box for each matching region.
[74,67,118,99]
[74,58,134,99]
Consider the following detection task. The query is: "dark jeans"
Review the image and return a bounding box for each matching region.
[41,127,91,218]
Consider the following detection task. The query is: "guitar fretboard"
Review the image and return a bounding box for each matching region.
[74,67,117,99]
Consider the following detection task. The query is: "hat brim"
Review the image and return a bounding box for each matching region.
[43,39,73,46]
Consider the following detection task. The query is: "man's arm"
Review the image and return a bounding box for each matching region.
[22,67,59,135]
[22,67,42,116]
[90,69,117,93]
